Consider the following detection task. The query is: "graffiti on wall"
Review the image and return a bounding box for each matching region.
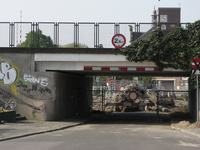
[0,58,52,98]
[0,60,18,85]
[11,85,20,96]
[32,104,46,114]
[18,78,30,86]
[0,58,19,96]
[16,74,52,97]
[23,74,48,87]
[38,87,51,95]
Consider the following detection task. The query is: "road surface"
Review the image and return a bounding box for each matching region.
[0,119,200,150]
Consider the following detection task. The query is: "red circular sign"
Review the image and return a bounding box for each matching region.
[191,58,200,70]
[128,91,138,101]
[112,34,126,48]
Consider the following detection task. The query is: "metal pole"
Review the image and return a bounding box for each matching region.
[197,74,199,121]
[102,89,104,112]
[157,91,159,119]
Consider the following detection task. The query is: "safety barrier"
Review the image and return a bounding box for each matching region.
[0,88,17,111]
[0,22,187,48]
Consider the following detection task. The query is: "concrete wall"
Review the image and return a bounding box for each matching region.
[189,90,196,121]
[189,89,200,121]
[54,73,93,120]
[188,78,200,121]
[0,52,93,121]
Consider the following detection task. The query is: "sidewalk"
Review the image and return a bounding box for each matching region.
[0,117,94,142]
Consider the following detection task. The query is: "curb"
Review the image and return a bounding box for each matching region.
[180,129,200,139]
[0,119,94,142]
[171,126,200,139]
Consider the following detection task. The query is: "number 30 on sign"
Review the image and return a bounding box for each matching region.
[112,34,126,48]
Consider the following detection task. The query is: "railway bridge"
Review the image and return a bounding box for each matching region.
[0,48,197,121]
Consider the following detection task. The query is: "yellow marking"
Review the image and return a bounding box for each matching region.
[11,85,20,96]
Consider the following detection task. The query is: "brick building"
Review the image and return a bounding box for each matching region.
[158,7,181,33]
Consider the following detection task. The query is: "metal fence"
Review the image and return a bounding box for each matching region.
[0,88,17,111]
[0,22,188,48]
[91,79,189,119]
[91,89,189,120]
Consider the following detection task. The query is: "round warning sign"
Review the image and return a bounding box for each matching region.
[128,91,138,101]
[191,57,200,70]
[112,34,126,48]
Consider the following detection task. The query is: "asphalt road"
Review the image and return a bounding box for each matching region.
[0,119,200,150]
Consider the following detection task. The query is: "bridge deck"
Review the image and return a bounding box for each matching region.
[0,48,190,77]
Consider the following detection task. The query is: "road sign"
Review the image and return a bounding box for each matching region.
[128,91,138,101]
[96,78,99,82]
[181,83,184,87]
[191,58,200,70]
[112,34,126,48]
[193,70,200,74]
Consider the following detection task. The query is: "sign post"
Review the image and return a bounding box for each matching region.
[191,58,200,121]
[197,74,199,122]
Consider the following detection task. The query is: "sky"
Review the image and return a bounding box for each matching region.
[0,0,200,23]
[0,0,200,48]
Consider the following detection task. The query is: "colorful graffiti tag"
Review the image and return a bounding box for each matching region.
[0,58,19,96]
[0,58,52,98]
[0,60,18,85]
[15,74,52,96]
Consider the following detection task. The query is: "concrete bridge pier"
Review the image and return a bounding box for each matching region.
[188,78,200,121]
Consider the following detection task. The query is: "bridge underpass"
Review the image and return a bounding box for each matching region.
[0,48,197,122]
[48,70,189,77]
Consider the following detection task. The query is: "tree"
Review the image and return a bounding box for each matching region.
[138,77,153,89]
[59,43,88,48]
[120,20,200,71]
[20,29,54,47]
[119,20,200,91]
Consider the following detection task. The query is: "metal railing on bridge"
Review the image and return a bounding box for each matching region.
[0,22,188,48]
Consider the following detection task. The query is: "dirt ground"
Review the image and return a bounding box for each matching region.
[92,95,200,129]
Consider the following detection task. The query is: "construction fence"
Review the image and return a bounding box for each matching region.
[90,79,189,119]
[91,89,189,113]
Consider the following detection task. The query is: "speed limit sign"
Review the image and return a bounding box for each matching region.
[112,34,126,48]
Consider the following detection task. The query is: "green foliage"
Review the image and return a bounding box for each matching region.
[138,77,153,85]
[119,20,200,91]
[20,29,54,47]
[59,43,88,48]
[120,20,200,71]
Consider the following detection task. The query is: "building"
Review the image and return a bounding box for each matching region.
[130,7,181,41]
[157,7,181,33]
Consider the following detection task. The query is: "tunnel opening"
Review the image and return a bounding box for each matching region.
[90,76,190,122]
[45,70,193,123]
